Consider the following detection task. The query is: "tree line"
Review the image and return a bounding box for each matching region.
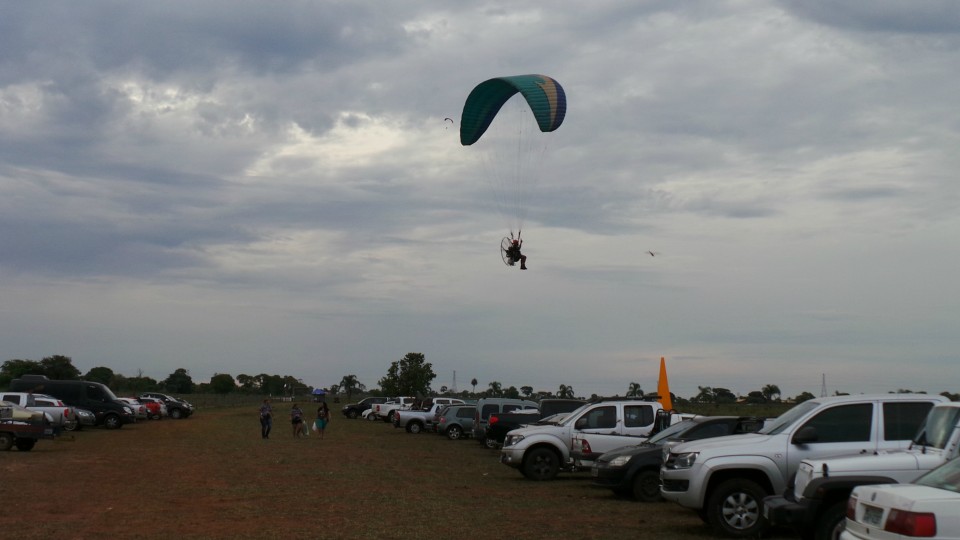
[3,354,957,403]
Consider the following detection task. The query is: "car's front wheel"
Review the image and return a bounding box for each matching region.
[522,448,560,481]
[632,469,662,502]
[103,414,123,429]
[170,408,183,419]
[706,478,768,538]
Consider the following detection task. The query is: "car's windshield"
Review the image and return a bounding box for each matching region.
[761,400,819,435]
[915,457,960,494]
[558,403,594,427]
[912,406,960,449]
[102,386,120,401]
[647,419,695,444]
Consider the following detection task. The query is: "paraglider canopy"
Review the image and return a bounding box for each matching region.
[460,74,566,146]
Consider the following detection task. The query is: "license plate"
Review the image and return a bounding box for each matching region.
[591,468,598,477]
[862,504,883,526]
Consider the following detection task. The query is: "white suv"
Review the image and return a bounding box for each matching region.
[660,393,947,537]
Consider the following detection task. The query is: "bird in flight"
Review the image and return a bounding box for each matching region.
[646,251,659,257]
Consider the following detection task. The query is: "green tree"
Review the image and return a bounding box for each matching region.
[745,390,766,404]
[713,387,737,405]
[520,385,533,398]
[794,391,817,403]
[84,366,115,385]
[162,368,195,394]
[377,352,436,397]
[694,386,713,403]
[626,382,643,397]
[471,378,478,394]
[237,374,257,392]
[504,386,520,399]
[0,358,43,387]
[41,355,81,380]
[209,373,236,394]
[557,384,575,399]
[761,384,781,402]
[486,381,502,397]
[338,374,366,398]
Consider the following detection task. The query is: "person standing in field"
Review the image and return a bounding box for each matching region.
[315,402,330,439]
[259,398,273,439]
[290,403,305,438]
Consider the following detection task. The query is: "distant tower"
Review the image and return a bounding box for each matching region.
[451,370,458,393]
[820,373,827,397]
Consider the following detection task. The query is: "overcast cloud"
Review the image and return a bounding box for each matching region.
[3,0,959,399]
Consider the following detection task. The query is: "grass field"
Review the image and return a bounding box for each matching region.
[3,403,794,539]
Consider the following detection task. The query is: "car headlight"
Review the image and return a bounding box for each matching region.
[504,434,524,447]
[672,452,699,469]
[123,406,133,414]
[608,455,632,468]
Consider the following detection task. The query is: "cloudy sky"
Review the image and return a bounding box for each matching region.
[3,1,959,399]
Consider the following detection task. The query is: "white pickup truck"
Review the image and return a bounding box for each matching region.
[660,393,947,538]
[763,401,960,540]
[571,411,694,468]
[0,391,77,431]
[499,398,665,481]
[393,399,466,433]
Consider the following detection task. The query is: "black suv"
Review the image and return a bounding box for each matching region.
[139,392,194,419]
[341,396,388,419]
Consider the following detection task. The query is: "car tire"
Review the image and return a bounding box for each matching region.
[63,421,79,432]
[446,426,463,440]
[170,408,183,419]
[103,414,123,430]
[814,501,847,540]
[408,422,422,434]
[15,438,36,451]
[522,448,560,481]
[632,469,662,502]
[0,432,14,451]
[386,411,396,423]
[484,437,498,449]
[347,410,359,419]
[706,478,768,538]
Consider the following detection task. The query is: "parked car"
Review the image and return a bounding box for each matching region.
[485,399,586,447]
[661,393,946,538]
[118,398,148,421]
[591,416,766,501]
[341,396,389,419]
[0,391,76,431]
[842,456,960,540]
[31,394,80,432]
[361,408,379,421]
[137,397,166,419]
[472,398,539,444]
[74,408,97,429]
[138,392,194,419]
[0,400,55,451]
[435,405,477,440]
[9,374,135,429]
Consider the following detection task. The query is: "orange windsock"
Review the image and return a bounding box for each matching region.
[658,357,673,410]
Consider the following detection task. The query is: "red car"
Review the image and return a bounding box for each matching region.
[134,397,164,420]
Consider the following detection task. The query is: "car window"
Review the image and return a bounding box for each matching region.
[457,408,475,419]
[883,401,936,441]
[579,406,616,429]
[685,421,734,440]
[623,405,653,428]
[480,404,498,420]
[801,403,873,443]
[502,404,521,413]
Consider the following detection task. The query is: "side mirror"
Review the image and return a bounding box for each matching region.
[792,426,818,445]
